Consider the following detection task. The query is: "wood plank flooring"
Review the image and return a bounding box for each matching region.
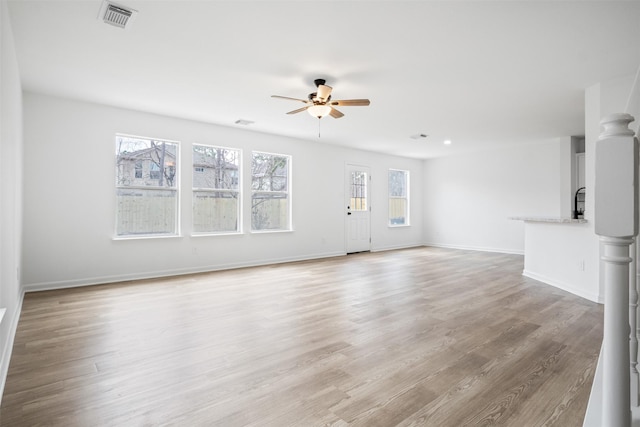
[0,247,603,426]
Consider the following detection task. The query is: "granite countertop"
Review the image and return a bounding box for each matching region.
[509,216,588,224]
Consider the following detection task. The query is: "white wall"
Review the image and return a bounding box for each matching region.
[21,93,423,290]
[586,73,640,300]
[520,74,639,304]
[559,136,573,218]
[523,222,599,302]
[422,140,566,254]
[0,0,24,397]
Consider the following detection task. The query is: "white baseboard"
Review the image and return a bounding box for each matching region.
[371,243,425,253]
[423,242,524,255]
[0,289,25,403]
[522,269,602,303]
[22,251,347,293]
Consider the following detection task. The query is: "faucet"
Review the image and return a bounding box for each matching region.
[574,187,586,219]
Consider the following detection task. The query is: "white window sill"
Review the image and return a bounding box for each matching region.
[191,231,244,237]
[113,234,182,241]
[250,229,294,234]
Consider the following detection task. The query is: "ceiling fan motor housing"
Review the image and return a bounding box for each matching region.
[309,92,331,104]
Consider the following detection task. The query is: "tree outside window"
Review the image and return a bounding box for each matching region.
[389,169,409,226]
[115,135,179,237]
[251,152,291,231]
[192,144,241,234]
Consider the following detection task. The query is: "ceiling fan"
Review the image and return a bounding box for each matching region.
[271,79,370,119]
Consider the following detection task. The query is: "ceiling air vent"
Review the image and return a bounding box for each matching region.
[98,1,137,29]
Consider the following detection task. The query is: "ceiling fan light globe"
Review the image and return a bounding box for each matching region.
[307,104,332,118]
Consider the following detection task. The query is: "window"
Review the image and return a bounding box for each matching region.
[389,169,409,226]
[149,162,160,180]
[251,151,291,231]
[350,171,368,211]
[115,135,179,237]
[192,144,241,234]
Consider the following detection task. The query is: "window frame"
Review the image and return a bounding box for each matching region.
[191,143,242,236]
[251,151,292,233]
[388,168,410,227]
[114,134,181,239]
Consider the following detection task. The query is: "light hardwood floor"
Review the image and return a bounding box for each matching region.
[0,247,603,426]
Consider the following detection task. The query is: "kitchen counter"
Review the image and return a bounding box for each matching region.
[509,216,587,224]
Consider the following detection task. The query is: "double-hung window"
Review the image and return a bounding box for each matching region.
[389,169,409,226]
[251,151,291,231]
[192,144,241,234]
[115,135,179,237]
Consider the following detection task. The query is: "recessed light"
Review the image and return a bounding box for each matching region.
[235,119,254,126]
[444,140,452,145]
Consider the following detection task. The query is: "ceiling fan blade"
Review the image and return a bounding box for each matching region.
[271,95,308,103]
[329,107,344,118]
[286,106,310,115]
[330,99,370,107]
[316,84,333,102]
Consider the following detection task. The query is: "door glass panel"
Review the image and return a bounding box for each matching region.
[350,171,367,211]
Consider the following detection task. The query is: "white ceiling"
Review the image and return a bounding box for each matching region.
[7,0,640,158]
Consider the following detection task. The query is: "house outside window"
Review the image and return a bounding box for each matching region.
[115,135,179,237]
[150,162,160,180]
[389,169,409,226]
[251,151,291,231]
[192,144,241,234]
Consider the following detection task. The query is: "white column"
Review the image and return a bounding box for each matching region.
[630,240,639,407]
[596,113,639,427]
[601,236,633,425]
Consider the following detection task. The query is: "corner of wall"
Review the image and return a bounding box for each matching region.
[0,291,24,399]
[0,0,25,403]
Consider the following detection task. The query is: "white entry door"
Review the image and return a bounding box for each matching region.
[346,164,371,253]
